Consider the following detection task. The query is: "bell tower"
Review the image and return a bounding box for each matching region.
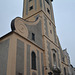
[23,0,54,24]
[23,0,42,19]
[22,0,56,44]
[22,0,61,75]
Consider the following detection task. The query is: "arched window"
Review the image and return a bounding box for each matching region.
[31,52,36,70]
[64,67,66,75]
[53,53,56,66]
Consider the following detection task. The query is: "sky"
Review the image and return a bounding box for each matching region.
[0,0,75,67]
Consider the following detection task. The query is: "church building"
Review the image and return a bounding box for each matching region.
[0,0,72,75]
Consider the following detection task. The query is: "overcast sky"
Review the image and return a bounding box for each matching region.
[0,0,75,67]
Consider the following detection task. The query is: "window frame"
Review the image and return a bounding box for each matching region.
[47,8,50,14]
[64,67,66,75]
[32,33,35,41]
[31,51,36,70]
[53,53,56,66]
[29,6,33,11]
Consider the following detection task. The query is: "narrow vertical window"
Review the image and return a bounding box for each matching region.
[47,8,50,14]
[31,52,36,70]
[53,26,56,43]
[50,30,52,34]
[32,33,35,41]
[53,53,56,66]
[64,67,66,75]
[29,6,33,10]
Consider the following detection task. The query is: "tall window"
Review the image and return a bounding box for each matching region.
[32,33,35,41]
[62,57,65,62]
[64,67,66,75]
[53,26,56,43]
[53,53,56,66]
[47,8,50,14]
[29,6,33,11]
[31,52,36,70]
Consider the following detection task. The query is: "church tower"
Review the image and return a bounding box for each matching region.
[22,0,61,75]
[22,0,57,45]
[23,0,54,23]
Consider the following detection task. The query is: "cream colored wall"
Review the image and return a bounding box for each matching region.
[0,33,17,75]
[7,33,17,75]
[42,14,55,42]
[3,32,44,75]
[60,54,70,75]
[41,0,55,24]
[43,37,62,74]
[15,33,44,75]
[61,62,69,75]
[65,56,69,65]
[23,0,42,19]
[42,1,51,20]
[44,37,52,74]
[22,0,58,48]
[23,0,55,24]
[23,10,62,74]
[24,11,58,47]
[60,51,70,75]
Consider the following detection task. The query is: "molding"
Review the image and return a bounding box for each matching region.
[0,31,44,51]
[23,10,56,27]
[14,31,44,51]
[61,61,69,66]
[43,35,60,49]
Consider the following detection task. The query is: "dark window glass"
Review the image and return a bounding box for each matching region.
[51,0,53,2]
[29,0,32,2]
[50,30,52,34]
[47,8,50,14]
[31,52,36,70]
[29,6,33,10]
[64,67,66,75]
[62,57,65,62]
[45,0,50,5]
[53,53,56,65]
[18,73,22,75]
[49,22,51,26]
[32,33,35,41]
